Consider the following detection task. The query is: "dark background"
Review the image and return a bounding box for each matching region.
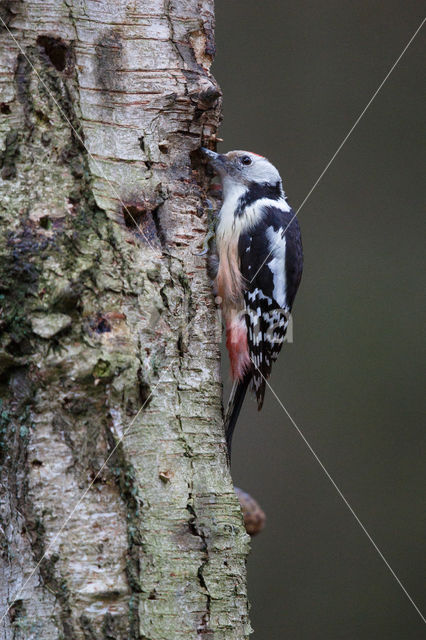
[214,2,425,639]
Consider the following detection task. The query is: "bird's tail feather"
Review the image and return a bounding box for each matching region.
[224,373,252,463]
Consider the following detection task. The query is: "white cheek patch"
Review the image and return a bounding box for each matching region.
[245,157,281,184]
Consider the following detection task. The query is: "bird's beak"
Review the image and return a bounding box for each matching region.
[200,147,227,174]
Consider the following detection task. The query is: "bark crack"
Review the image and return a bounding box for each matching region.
[164,0,187,71]
[187,492,212,636]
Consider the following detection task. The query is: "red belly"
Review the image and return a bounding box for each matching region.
[226,318,250,381]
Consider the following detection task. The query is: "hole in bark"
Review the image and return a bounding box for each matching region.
[8,599,24,623]
[0,102,11,114]
[138,136,145,152]
[91,590,121,602]
[5,338,32,357]
[63,395,91,416]
[90,313,112,334]
[125,398,138,416]
[158,140,169,153]
[121,200,164,248]
[137,368,152,407]
[190,149,202,168]
[31,459,43,467]
[145,160,153,170]
[68,189,81,204]
[89,470,105,484]
[123,205,145,230]
[95,317,111,334]
[151,205,166,247]
[148,590,157,600]
[39,215,52,230]
[41,132,51,146]
[190,148,213,179]
[34,109,49,124]
[177,332,185,359]
[36,35,68,72]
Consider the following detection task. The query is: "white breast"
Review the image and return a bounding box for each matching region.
[216,184,248,243]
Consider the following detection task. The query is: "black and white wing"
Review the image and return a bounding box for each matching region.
[239,205,303,408]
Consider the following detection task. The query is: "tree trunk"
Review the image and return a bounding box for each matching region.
[0,2,251,638]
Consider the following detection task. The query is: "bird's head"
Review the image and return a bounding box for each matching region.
[201,148,282,199]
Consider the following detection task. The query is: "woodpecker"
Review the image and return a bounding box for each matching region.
[201,148,303,458]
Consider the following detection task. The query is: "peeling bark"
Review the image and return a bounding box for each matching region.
[0,2,251,638]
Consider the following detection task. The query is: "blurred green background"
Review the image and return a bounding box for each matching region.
[214,2,425,639]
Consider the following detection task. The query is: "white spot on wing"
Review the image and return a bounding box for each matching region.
[257,197,291,213]
[266,226,287,308]
[216,190,290,244]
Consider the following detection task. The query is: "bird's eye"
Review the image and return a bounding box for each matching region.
[241,156,252,166]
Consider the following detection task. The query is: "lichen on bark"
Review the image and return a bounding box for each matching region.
[0,2,251,639]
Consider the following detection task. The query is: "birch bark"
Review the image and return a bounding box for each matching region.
[0,1,251,638]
